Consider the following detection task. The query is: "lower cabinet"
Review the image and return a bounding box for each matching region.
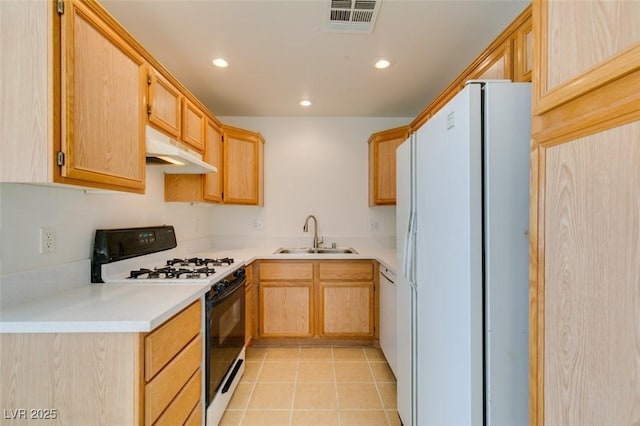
[319,261,374,337]
[0,300,203,425]
[259,262,314,337]
[258,260,375,340]
[144,300,202,425]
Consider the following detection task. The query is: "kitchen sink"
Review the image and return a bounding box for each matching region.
[274,247,358,254]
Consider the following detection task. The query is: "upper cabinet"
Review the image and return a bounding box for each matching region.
[181,98,206,152]
[164,122,265,206]
[147,67,206,154]
[368,126,410,206]
[222,125,265,206]
[513,19,533,83]
[532,0,639,119]
[408,5,532,133]
[1,0,146,193]
[0,0,265,196]
[365,6,532,207]
[147,67,181,139]
[468,39,512,81]
[203,119,224,202]
[59,0,147,192]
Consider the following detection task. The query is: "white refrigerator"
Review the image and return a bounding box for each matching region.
[396,81,530,426]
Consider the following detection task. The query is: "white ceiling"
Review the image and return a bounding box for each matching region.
[101,0,529,118]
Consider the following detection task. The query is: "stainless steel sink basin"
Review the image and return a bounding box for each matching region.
[274,247,358,254]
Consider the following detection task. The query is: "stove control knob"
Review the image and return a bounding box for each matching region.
[233,269,245,278]
[216,280,231,292]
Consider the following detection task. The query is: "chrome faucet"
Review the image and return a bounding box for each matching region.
[303,214,323,248]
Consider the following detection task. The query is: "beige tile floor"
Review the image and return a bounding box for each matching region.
[219,346,401,426]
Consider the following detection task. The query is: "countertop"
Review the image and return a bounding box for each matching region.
[0,283,209,333]
[0,245,396,334]
[199,246,397,273]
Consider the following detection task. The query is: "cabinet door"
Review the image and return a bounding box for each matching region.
[259,282,313,337]
[181,98,205,152]
[60,0,146,192]
[513,20,532,82]
[319,282,373,337]
[539,122,640,426]
[203,119,223,202]
[223,125,264,205]
[534,0,640,114]
[469,40,512,80]
[368,126,410,206]
[148,68,181,138]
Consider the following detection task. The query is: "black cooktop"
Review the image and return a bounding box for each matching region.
[91,225,177,283]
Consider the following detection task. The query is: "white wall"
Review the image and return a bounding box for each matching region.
[213,116,410,248]
[0,116,409,276]
[0,168,215,275]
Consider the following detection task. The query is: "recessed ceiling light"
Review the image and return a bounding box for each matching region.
[212,58,229,68]
[300,99,312,107]
[374,59,391,69]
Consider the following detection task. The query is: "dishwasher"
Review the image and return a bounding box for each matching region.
[379,265,397,377]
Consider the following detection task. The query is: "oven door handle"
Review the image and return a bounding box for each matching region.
[207,275,247,308]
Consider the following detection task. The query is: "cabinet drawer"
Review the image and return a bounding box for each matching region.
[146,334,202,424]
[153,368,201,426]
[184,401,203,426]
[319,262,374,281]
[145,300,201,381]
[260,262,313,280]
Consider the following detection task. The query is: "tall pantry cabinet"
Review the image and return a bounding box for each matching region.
[529,1,640,425]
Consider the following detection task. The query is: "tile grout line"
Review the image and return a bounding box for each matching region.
[239,350,266,425]
[331,346,343,426]
[287,347,301,426]
[365,348,392,426]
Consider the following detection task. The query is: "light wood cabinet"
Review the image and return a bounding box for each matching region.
[513,19,532,82]
[407,5,532,133]
[319,261,374,337]
[0,300,203,425]
[204,119,224,202]
[528,1,640,425]
[181,98,206,152]
[368,126,410,206]
[223,125,265,206]
[0,0,147,192]
[245,263,255,346]
[147,67,181,139]
[59,0,147,193]
[257,260,376,340]
[164,121,265,205]
[468,39,512,80]
[259,262,314,337]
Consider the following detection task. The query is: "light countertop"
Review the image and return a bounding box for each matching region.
[199,246,397,273]
[0,283,209,333]
[0,245,396,334]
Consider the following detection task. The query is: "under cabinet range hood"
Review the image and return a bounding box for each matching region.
[145,126,217,174]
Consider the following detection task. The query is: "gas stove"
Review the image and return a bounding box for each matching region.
[91,226,242,286]
[127,257,234,280]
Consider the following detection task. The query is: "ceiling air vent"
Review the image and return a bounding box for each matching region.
[326,0,381,33]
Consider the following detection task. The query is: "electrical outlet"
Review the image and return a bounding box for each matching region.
[253,220,263,230]
[40,227,56,254]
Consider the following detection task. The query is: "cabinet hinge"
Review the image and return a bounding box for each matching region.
[56,151,65,166]
[57,0,64,15]
[147,104,152,116]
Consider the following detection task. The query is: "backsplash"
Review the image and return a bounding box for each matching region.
[0,167,215,275]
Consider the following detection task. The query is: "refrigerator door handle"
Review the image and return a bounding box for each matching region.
[404,209,417,288]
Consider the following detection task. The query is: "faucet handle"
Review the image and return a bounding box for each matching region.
[317,236,324,247]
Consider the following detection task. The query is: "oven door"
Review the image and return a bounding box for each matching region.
[205,276,246,406]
